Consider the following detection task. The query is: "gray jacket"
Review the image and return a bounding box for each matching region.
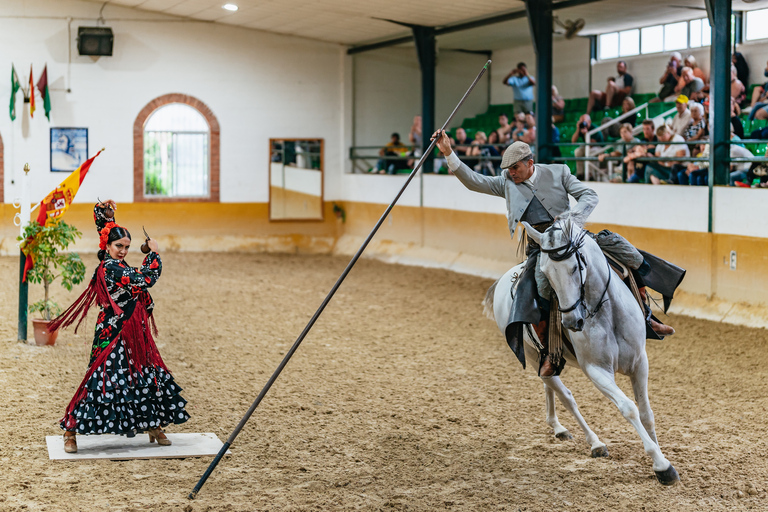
[448,154,598,238]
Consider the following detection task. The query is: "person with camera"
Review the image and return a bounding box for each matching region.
[502,62,536,115]
[650,52,682,103]
[571,114,604,180]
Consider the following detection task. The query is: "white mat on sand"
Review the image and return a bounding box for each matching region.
[46,432,231,461]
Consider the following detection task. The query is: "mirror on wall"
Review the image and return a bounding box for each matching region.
[269,139,324,221]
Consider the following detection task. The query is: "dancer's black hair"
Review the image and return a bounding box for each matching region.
[98,227,131,261]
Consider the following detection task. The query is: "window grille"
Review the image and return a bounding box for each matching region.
[144,103,210,198]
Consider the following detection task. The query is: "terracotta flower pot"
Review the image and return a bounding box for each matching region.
[31,318,59,346]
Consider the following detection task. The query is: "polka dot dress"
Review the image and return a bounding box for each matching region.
[63,341,190,437]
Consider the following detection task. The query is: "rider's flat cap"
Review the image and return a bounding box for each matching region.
[501,141,533,169]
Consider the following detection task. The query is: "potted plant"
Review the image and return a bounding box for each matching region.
[18,221,86,346]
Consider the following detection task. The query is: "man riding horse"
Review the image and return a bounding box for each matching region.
[431,131,676,377]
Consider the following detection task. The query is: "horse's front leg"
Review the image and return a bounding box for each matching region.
[543,381,572,440]
[544,376,608,457]
[630,353,658,444]
[582,363,679,485]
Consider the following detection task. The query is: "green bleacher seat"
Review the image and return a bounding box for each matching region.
[632,93,657,105]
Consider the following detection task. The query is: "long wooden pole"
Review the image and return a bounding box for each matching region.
[188,60,491,500]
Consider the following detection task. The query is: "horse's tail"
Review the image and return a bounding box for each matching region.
[482,278,500,322]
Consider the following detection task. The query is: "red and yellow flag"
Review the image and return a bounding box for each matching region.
[21,149,103,281]
[28,64,35,118]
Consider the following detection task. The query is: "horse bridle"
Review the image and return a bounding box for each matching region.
[540,229,611,318]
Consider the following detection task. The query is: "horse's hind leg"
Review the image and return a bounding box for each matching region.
[544,382,572,440]
[629,353,658,444]
[544,376,607,457]
[582,363,679,485]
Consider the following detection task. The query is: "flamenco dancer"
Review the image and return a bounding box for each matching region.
[51,200,189,453]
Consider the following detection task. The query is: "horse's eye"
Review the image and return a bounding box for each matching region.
[571,266,578,275]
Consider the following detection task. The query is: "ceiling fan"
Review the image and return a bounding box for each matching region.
[554,17,586,39]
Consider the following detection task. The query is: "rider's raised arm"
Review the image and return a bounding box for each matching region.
[446,152,506,198]
[561,166,598,221]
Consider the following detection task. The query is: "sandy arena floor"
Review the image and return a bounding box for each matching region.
[0,252,766,511]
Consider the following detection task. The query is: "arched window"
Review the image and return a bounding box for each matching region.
[144,103,210,198]
[133,94,219,202]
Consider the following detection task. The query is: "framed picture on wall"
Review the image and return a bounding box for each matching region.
[50,127,88,172]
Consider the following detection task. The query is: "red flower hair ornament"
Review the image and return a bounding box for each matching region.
[99,222,123,251]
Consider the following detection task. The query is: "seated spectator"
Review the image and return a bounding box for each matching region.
[624,144,649,183]
[733,52,750,102]
[552,86,565,123]
[624,119,659,183]
[376,132,409,174]
[468,131,500,176]
[669,95,692,137]
[646,125,689,184]
[678,144,709,186]
[731,64,746,106]
[745,147,768,187]
[511,112,528,142]
[650,52,682,103]
[731,98,745,139]
[525,112,536,130]
[502,62,536,115]
[571,113,604,180]
[452,127,473,156]
[749,61,768,121]
[598,123,640,182]
[684,55,709,85]
[551,122,561,157]
[488,129,502,148]
[682,138,755,186]
[602,96,638,138]
[676,67,706,101]
[587,60,634,114]
[522,124,537,154]
[494,114,512,144]
[638,119,658,144]
[407,115,423,168]
[622,96,638,127]
[729,136,755,186]
[684,103,707,141]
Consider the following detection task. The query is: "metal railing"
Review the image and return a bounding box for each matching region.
[554,139,768,184]
[350,138,768,184]
[350,144,505,175]
[583,101,678,180]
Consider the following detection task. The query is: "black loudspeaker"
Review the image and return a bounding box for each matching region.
[77,27,114,56]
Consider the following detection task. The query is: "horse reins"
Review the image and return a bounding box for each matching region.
[540,228,611,319]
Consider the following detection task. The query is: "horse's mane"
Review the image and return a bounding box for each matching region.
[541,213,588,261]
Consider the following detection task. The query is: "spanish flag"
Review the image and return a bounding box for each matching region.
[21,149,103,281]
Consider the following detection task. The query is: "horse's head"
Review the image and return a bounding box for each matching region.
[523,215,601,332]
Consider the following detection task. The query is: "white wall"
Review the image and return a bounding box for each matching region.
[352,48,490,147]
[0,0,345,205]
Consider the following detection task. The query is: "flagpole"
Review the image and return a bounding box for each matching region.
[17,164,31,342]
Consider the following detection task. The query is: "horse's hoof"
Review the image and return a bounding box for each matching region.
[591,446,609,458]
[555,431,573,441]
[655,464,680,486]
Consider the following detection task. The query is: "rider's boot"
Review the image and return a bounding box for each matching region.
[533,319,556,377]
[639,287,675,336]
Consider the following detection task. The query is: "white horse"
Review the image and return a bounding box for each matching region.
[483,216,679,485]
